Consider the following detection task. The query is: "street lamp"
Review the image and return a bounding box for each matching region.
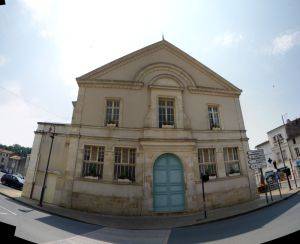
[276,134,292,190]
[38,125,56,207]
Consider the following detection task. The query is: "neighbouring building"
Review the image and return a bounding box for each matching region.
[23,40,257,215]
[256,118,300,179]
[0,148,14,171]
[0,149,27,175]
[286,118,300,177]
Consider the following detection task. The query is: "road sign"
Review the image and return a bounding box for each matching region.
[247,149,266,170]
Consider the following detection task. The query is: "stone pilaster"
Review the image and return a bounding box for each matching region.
[216,146,226,177]
[103,146,114,181]
[22,131,43,198]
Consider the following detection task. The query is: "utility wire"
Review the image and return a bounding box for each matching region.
[0,85,69,121]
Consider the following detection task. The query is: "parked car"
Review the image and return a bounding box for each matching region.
[1,174,24,190]
[0,168,9,174]
[15,173,24,179]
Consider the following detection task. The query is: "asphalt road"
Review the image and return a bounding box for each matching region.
[0,190,299,243]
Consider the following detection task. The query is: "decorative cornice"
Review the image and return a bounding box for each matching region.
[76,79,144,90]
[134,62,196,87]
[148,85,184,91]
[188,86,240,97]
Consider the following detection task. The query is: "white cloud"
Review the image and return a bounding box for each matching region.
[40,29,53,39]
[0,55,7,66]
[268,31,300,55]
[19,0,171,92]
[213,32,244,47]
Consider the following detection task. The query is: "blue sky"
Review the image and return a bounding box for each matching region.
[0,0,300,148]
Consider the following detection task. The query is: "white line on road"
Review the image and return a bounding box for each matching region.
[0,212,7,215]
[0,205,17,215]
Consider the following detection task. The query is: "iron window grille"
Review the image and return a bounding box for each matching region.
[158,98,175,128]
[82,145,104,180]
[198,148,217,179]
[223,147,241,176]
[105,99,120,126]
[114,147,136,183]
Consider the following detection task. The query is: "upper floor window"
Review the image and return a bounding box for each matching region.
[223,147,240,176]
[105,99,120,127]
[158,98,174,128]
[273,134,284,144]
[208,106,220,129]
[114,147,136,183]
[198,148,217,179]
[295,147,300,157]
[276,152,282,162]
[82,145,105,180]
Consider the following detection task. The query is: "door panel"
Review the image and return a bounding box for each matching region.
[153,154,185,212]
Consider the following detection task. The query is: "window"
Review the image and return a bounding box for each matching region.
[198,148,217,179]
[295,147,300,157]
[276,152,282,162]
[208,106,220,129]
[114,147,136,182]
[82,145,104,180]
[105,99,120,126]
[273,134,284,144]
[293,138,296,144]
[158,98,174,128]
[282,150,287,160]
[223,147,240,176]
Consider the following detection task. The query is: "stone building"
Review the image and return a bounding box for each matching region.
[0,148,14,171]
[22,40,256,215]
[256,118,300,179]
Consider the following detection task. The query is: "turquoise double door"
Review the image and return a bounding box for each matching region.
[153,154,185,212]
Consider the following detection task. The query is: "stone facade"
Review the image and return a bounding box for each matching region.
[22,40,257,215]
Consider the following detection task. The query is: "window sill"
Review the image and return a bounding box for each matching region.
[76,178,142,186]
[106,123,117,128]
[161,125,175,129]
[211,127,221,131]
[195,174,244,183]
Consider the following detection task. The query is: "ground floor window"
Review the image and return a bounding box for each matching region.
[82,145,104,180]
[223,147,241,176]
[198,148,217,179]
[114,147,136,182]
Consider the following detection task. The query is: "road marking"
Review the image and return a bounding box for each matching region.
[0,212,7,215]
[0,205,17,215]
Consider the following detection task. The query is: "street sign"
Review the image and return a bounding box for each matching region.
[247,149,266,170]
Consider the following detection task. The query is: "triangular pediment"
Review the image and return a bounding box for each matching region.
[77,40,241,95]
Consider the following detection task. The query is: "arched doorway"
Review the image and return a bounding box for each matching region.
[153,153,185,212]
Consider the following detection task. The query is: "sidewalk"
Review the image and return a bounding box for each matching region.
[0,183,299,230]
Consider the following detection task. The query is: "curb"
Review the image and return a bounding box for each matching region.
[0,191,99,227]
[0,188,299,230]
[178,189,300,229]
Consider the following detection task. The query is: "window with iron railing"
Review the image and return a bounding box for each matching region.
[82,145,104,180]
[198,148,217,179]
[114,147,136,183]
[223,147,241,176]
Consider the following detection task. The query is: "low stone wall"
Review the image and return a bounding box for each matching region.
[71,192,143,215]
[205,186,252,209]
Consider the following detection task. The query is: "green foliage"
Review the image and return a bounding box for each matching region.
[0,143,31,157]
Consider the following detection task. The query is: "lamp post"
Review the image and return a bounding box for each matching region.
[276,135,292,190]
[38,125,55,207]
